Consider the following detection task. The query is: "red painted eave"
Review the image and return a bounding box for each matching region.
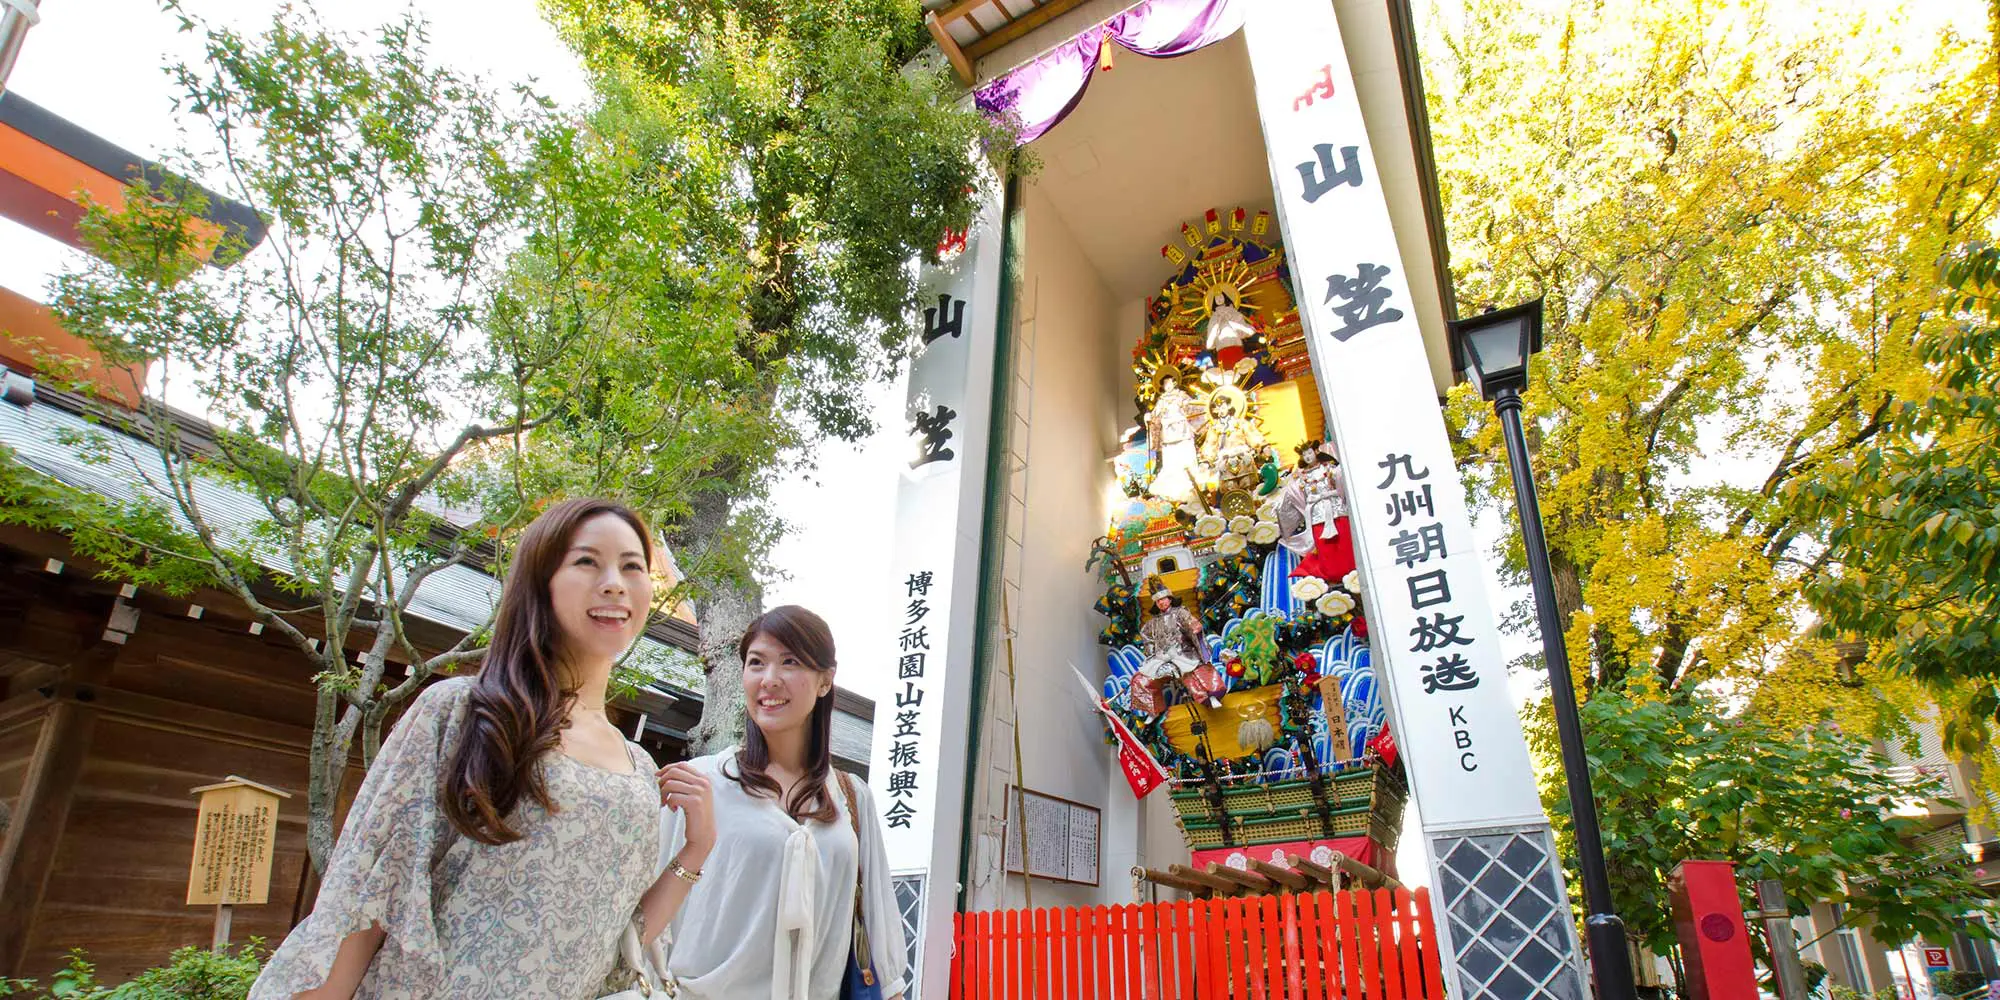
[0,90,267,267]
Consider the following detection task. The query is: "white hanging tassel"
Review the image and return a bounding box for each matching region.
[1237,702,1277,752]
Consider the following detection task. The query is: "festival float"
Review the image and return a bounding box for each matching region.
[872,0,1588,994]
[1088,207,1406,885]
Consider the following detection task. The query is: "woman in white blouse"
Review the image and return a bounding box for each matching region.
[654,605,908,1000]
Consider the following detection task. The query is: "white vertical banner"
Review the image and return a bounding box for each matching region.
[866,177,1008,1000]
[1241,0,1545,834]
[1243,11,1594,996]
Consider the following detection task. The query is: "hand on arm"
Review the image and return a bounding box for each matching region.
[638,762,716,943]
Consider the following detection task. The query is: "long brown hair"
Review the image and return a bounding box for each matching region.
[727,605,840,824]
[443,497,653,844]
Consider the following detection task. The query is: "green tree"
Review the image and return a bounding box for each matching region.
[2,6,768,871]
[1531,686,1984,962]
[1425,0,1997,726]
[1799,246,2000,753]
[539,0,1015,749]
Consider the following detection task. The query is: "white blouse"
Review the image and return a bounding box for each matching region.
[657,749,909,1000]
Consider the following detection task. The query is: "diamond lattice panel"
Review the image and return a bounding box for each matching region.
[893,873,926,995]
[1432,829,1589,1000]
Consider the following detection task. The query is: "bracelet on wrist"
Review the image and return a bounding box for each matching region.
[667,859,703,884]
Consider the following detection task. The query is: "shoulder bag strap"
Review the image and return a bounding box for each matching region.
[835,771,877,985]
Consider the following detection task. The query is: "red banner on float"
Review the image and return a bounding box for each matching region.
[1073,664,1171,798]
[1105,702,1170,798]
[1369,723,1399,769]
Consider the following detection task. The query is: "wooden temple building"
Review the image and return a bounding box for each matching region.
[0,89,879,980]
[0,376,706,978]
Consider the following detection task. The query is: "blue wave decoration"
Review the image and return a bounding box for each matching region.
[1104,644,1145,710]
[1260,546,1300,618]
[1261,745,1297,782]
[1101,619,1389,768]
[1305,625,1385,766]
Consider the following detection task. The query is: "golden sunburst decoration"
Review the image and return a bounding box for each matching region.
[1132,347,1188,408]
[1202,380,1252,426]
[1181,258,1256,326]
[1142,205,1309,387]
[1197,364,1264,430]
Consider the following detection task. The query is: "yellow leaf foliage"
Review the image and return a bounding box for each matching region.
[1425,0,1998,736]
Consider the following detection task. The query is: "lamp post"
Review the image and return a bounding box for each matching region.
[1449,299,1636,1000]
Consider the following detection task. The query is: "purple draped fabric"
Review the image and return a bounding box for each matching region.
[974,0,1242,145]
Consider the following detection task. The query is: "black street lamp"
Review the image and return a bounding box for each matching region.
[1450,299,1636,1000]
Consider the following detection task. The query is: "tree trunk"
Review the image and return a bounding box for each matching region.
[691,581,758,754]
[1549,546,1584,634]
[361,706,385,770]
[675,487,763,755]
[305,685,341,874]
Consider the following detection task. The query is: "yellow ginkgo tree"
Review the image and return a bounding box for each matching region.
[1423,0,2000,953]
[1427,0,1998,727]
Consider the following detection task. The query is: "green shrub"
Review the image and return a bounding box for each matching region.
[1934,969,1991,997]
[1827,986,1900,1000]
[0,944,263,999]
[0,950,107,999]
[112,945,263,999]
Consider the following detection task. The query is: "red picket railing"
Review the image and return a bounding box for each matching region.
[949,887,1446,999]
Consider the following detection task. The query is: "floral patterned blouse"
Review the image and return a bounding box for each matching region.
[250,677,661,999]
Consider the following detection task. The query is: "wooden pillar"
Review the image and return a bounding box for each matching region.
[0,645,112,975]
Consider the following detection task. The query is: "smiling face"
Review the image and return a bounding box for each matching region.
[742,630,833,740]
[547,512,653,668]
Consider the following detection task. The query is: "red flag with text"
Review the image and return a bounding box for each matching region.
[1104,703,1170,798]
[1369,723,1399,769]
[1071,664,1170,798]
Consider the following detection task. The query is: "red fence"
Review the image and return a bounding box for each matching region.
[949,887,1446,1000]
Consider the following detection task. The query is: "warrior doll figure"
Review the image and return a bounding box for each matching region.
[1133,578,1225,717]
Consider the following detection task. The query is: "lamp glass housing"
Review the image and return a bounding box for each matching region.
[1450,299,1544,400]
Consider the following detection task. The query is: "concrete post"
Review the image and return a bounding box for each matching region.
[1756,879,1811,1000]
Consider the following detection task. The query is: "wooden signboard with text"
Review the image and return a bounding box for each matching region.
[1002,785,1101,886]
[186,776,288,907]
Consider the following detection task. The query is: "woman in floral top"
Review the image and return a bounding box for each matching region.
[252,498,717,999]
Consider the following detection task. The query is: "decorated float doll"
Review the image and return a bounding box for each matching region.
[1197,381,1266,500]
[1087,207,1406,878]
[1132,577,1224,716]
[1204,288,1255,370]
[1279,440,1359,601]
[1144,376,1205,503]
